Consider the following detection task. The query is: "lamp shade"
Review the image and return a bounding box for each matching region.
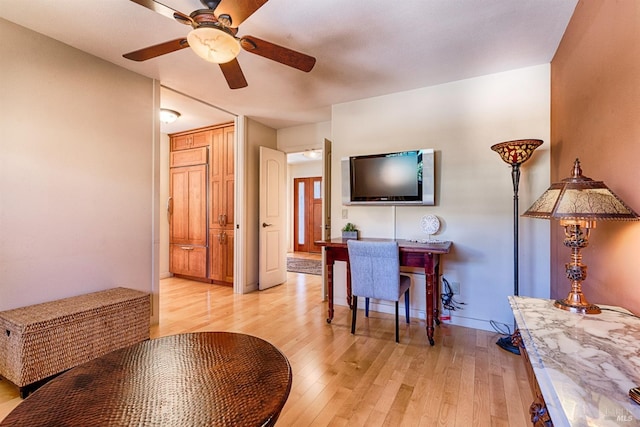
[491,139,543,166]
[522,159,639,221]
[187,25,240,64]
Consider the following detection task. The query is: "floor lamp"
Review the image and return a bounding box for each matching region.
[491,139,543,355]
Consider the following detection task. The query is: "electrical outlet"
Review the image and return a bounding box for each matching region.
[342,208,348,219]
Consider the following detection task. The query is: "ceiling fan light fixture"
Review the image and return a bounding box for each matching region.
[160,108,181,124]
[187,26,240,64]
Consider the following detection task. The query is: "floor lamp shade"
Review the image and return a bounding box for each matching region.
[523,158,639,314]
[491,139,544,166]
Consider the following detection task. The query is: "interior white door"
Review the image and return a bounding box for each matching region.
[258,146,287,290]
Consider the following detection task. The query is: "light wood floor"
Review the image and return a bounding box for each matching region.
[0,271,533,426]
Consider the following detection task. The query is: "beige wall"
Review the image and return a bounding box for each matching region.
[242,118,277,292]
[277,122,331,152]
[550,0,640,312]
[0,19,160,320]
[159,133,171,279]
[331,65,552,331]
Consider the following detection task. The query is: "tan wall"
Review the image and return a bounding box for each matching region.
[0,19,160,319]
[551,0,640,311]
[242,118,277,291]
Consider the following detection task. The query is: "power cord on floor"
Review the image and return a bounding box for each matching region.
[490,319,512,336]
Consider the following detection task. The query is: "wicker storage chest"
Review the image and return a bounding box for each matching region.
[0,287,150,396]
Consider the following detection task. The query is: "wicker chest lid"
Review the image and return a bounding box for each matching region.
[0,287,149,334]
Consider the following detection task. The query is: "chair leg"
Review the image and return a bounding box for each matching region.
[365,297,370,317]
[395,300,399,343]
[405,289,410,324]
[351,296,358,335]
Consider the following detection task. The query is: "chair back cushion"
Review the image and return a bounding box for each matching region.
[347,240,402,301]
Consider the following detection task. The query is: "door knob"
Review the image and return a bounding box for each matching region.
[262,222,272,228]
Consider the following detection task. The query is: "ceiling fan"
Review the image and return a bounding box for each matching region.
[123,0,316,89]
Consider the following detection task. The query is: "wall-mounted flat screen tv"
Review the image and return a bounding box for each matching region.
[342,149,435,205]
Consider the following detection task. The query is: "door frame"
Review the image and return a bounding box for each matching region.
[293,176,322,253]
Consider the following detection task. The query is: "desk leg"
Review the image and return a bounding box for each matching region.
[326,259,334,323]
[425,253,436,346]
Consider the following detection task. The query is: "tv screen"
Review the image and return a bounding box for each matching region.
[342,149,434,205]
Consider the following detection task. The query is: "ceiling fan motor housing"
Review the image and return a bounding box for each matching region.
[201,0,222,10]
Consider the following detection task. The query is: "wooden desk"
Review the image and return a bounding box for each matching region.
[0,332,292,427]
[317,238,452,345]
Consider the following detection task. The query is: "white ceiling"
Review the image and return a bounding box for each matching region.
[1,0,577,133]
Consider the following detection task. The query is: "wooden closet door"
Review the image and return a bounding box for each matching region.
[169,165,207,246]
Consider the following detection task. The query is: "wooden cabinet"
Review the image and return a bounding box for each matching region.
[169,165,207,247]
[209,126,235,230]
[209,229,234,284]
[169,162,208,279]
[170,147,208,168]
[169,245,207,278]
[209,125,235,285]
[169,123,234,285]
[171,129,212,151]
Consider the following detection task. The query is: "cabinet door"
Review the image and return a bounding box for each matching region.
[222,126,235,229]
[170,244,207,277]
[171,134,193,151]
[190,130,212,149]
[170,147,208,168]
[171,130,211,151]
[209,230,234,284]
[210,128,225,228]
[210,126,235,229]
[170,165,207,246]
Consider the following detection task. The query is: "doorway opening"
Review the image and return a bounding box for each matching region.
[293,176,323,254]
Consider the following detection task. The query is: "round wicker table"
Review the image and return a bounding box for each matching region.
[0,332,292,426]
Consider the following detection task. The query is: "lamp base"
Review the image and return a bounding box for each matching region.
[554,298,601,314]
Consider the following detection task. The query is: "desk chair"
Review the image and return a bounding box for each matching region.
[347,240,411,343]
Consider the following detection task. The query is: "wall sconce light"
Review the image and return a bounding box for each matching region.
[523,158,639,314]
[160,109,181,124]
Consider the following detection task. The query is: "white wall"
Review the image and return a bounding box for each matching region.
[277,122,331,152]
[0,19,159,320]
[331,65,551,331]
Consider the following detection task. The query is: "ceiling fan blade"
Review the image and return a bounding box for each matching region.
[219,59,248,89]
[123,38,189,61]
[129,0,176,20]
[129,0,193,25]
[240,36,316,72]
[215,0,269,27]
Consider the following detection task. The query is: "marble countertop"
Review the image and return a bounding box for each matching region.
[509,296,640,427]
